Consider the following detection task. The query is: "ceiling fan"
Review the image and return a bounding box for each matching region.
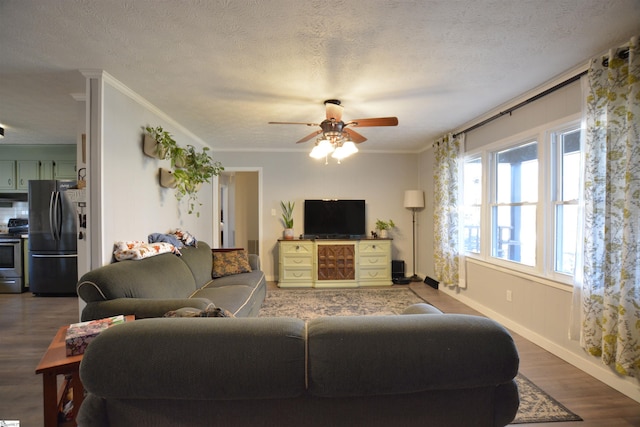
[268,99,399,145]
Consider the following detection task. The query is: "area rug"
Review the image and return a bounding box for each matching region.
[512,374,582,424]
[259,288,582,424]
[258,288,427,319]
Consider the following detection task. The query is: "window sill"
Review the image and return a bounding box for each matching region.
[465,256,574,293]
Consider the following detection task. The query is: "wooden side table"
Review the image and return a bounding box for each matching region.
[35,316,134,427]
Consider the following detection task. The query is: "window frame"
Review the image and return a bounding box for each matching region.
[545,120,582,283]
[489,137,540,271]
[462,155,483,254]
[462,114,582,286]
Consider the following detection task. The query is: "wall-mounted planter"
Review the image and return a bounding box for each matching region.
[159,168,176,188]
[143,134,166,159]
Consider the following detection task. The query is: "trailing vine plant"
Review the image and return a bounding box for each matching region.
[145,126,224,216]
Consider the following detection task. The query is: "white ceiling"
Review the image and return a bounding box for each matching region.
[1,1,639,153]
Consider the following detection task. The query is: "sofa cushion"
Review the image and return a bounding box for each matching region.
[306,314,519,397]
[212,249,252,278]
[192,285,259,317]
[80,318,307,400]
[179,242,215,288]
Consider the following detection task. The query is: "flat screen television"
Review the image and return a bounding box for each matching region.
[304,199,366,238]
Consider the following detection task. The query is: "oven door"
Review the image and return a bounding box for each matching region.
[0,239,22,276]
[0,239,24,293]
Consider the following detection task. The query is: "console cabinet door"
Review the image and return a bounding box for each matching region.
[317,244,355,281]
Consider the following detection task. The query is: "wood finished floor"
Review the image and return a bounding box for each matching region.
[0,284,638,426]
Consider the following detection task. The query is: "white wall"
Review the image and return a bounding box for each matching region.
[92,74,214,264]
[213,150,422,281]
[419,78,640,402]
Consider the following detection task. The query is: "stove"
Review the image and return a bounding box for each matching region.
[7,218,29,236]
[0,218,28,293]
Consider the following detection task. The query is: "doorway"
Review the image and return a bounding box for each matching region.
[213,168,262,256]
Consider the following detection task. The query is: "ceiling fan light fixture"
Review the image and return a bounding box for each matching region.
[331,140,358,160]
[270,99,397,163]
[310,139,334,159]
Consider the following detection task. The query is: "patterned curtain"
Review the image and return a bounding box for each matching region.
[433,132,466,288]
[580,36,640,377]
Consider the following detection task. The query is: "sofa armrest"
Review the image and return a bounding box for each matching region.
[402,303,443,315]
[80,297,213,321]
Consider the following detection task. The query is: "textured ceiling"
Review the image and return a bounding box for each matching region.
[0,1,639,152]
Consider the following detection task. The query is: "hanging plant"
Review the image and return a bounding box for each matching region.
[172,144,224,216]
[144,126,188,168]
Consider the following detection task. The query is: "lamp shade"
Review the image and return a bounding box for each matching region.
[309,139,334,159]
[404,190,424,209]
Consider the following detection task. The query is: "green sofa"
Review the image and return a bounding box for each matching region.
[77,303,520,427]
[77,241,266,321]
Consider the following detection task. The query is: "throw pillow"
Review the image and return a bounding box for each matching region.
[212,249,252,278]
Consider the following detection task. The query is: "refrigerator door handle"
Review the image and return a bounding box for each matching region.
[55,191,63,240]
[48,191,56,240]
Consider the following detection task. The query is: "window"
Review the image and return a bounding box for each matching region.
[462,118,582,284]
[492,141,538,266]
[463,156,482,253]
[552,128,581,275]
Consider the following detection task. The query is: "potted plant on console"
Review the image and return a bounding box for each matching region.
[375,219,395,238]
[280,201,295,240]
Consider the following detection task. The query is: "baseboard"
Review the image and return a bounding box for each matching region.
[442,288,640,404]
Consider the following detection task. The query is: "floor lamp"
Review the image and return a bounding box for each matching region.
[404,190,424,282]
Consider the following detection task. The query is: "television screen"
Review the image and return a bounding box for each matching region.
[304,199,366,238]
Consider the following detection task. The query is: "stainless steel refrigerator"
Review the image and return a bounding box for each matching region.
[28,180,78,295]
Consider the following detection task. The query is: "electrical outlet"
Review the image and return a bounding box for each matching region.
[506,290,513,302]
[271,208,276,216]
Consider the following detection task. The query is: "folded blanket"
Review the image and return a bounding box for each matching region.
[148,232,183,248]
[170,229,197,247]
[113,240,179,261]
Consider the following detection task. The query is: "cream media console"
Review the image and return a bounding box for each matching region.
[278,239,392,288]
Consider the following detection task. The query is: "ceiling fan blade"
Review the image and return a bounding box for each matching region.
[325,102,344,121]
[344,128,367,143]
[348,117,398,127]
[296,130,322,144]
[269,121,318,126]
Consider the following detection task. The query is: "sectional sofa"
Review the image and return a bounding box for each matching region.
[77,241,265,321]
[77,303,520,426]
